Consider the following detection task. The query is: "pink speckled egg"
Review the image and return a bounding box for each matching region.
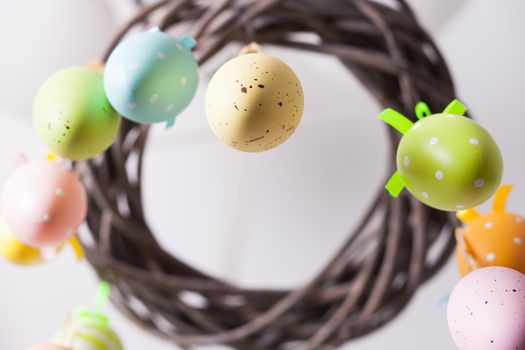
[447,266,525,350]
[26,344,72,350]
[0,160,87,247]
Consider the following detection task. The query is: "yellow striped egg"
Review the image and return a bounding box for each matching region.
[54,316,123,350]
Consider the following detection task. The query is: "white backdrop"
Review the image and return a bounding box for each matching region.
[0,0,524,349]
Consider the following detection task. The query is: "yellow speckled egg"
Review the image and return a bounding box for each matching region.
[205,53,304,152]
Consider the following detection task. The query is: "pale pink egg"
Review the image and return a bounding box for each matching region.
[447,266,525,350]
[0,160,87,247]
[26,343,72,350]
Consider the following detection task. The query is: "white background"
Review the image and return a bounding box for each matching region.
[0,0,524,349]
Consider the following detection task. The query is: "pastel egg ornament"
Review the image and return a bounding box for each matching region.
[205,52,304,152]
[447,266,525,350]
[456,185,525,276]
[379,100,503,211]
[0,216,44,265]
[54,313,123,350]
[26,344,72,350]
[33,67,121,160]
[55,282,123,350]
[104,29,199,127]
[0,159,87,247]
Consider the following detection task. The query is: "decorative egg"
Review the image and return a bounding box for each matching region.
[33,67,121,160]
[447,266,525,350]
[456,185,525,276]
[104,29,198,126]
[55,313,123,350]
[0,216,66,265]
[205,53,304,152]
[380,100,502,211]
[27,344,72,350]
[0,160,87,247]
[0,217,44,265]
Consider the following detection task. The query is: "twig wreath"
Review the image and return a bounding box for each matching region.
[77,0,460,348]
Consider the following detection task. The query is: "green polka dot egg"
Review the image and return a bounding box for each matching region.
[380,100,503,211]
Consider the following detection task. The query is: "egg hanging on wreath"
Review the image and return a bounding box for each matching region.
[455,185,525,276]
[54,282,124,350]
[28,283,123,350]
[27,344,72,350]
[104,28,199,127]
[0,214,80,266]
[205,44,304,152]
[379,100,503,211]
[447,266,525,350]
[0,157,87,248]
[0,216,46,265]
[33,66,121,161]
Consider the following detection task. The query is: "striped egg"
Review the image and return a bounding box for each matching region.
[54,316,123,350]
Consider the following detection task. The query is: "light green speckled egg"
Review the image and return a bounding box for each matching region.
[33,67,121,160]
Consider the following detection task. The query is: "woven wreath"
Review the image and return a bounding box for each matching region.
[79,0,459,348]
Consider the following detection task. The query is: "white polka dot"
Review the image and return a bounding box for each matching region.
[435,170,444,180]
[446,114,456,118]
[164,104,174,112]
[403,156,410,167]
[486,252,496,261]
[456,205,465,210]
[175,43,184,50]
[42,214,50,223]
[413,122,421,130]
[129,62,140,71]
[514,237,523,245]
[156,52,166,60]
[484,221,493,229]
[55,188,65,197]
[149,94,159,103]
[127,103,137,110]
[516,217,523,223]
[180,76,187,86]
[429,137,438,145]
[469,138,479,145]
[422,192,429,199]
[474,179,485,188]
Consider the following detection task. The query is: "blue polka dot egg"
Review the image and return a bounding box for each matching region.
[104,29,198,126]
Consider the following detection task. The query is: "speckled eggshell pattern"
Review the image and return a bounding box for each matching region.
[104,30,199,124]
[0,160,87,247]
[456,213,525,276]
[397,114,502,211]
[447,266,525,350]
[205,53,304,152]
[33,67,121,161]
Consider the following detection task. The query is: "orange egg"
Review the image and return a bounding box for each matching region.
[456,185,525,276]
